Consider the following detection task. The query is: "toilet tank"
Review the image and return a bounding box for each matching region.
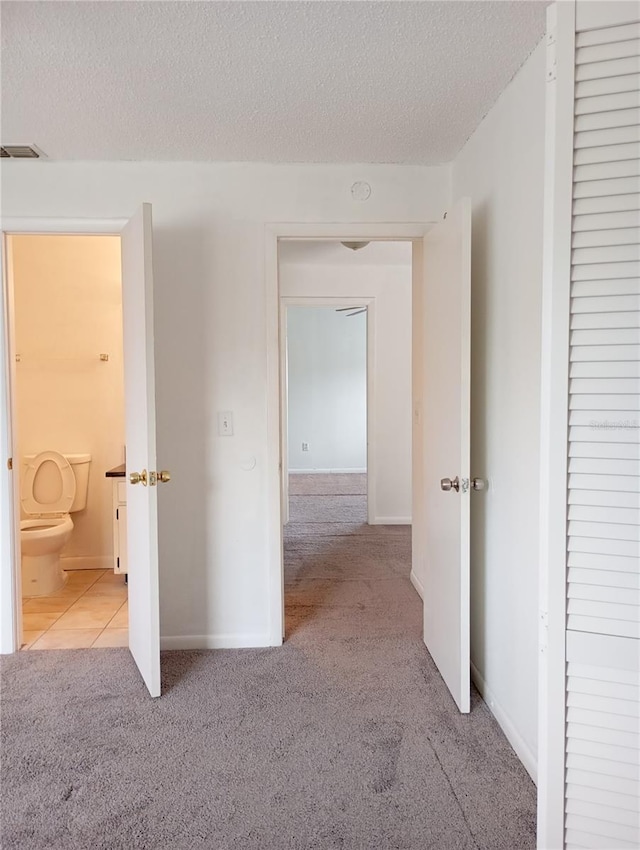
[65,454,91,512]
[23,452,91,513]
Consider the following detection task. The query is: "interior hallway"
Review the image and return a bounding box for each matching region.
[0,475,536,850]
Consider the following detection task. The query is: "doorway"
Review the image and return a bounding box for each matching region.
[1,206,162,697]
[5,233,128,651]
[278,239,414,640]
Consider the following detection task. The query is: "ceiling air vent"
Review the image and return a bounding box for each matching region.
[1,145,44,159]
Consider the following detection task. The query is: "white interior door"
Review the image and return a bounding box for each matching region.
[121,204,161,698]
[422,197,471,713]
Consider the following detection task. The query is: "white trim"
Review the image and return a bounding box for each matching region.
[61,556,113,571]
[289,468,367,475]
[160,633,273,650]
[371,516,411,525]
[266,222,430,645]
[0,217,126,235]
[471,661,538,785]
[410,569,424,599]
[0,216,127,655]
[537,3,575,848]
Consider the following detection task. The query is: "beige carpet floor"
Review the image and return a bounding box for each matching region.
[0,473,536,849]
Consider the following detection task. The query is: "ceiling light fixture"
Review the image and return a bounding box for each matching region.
[340,241,370,251]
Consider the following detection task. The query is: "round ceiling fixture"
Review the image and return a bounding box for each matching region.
[341,241,370,251]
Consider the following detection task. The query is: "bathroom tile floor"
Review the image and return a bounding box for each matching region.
[21,569,128,650]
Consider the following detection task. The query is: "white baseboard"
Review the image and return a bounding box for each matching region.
[470,660,537,784]
[370,517,412,525]
[61,555,112,571]
[410,569,424,599]
[160,633,276,650]
[289,468,367,475]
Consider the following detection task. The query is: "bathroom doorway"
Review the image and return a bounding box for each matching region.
[5,234,129,650]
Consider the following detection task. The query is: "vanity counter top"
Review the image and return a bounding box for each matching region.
[105,464,126,478]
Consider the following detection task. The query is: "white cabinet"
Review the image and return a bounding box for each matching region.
[112,480,128,575]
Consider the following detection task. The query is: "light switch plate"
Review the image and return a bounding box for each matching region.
[218,411,233,436]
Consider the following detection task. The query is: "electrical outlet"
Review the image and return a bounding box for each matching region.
[302,442,309,452]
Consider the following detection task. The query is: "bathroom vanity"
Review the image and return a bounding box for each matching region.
[105,464,127,575]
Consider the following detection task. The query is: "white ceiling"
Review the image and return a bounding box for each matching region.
[279,240,412,265]
[1,1,547,164]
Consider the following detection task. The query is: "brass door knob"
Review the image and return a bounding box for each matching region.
[130,470,148,486]
[157,470,171,484]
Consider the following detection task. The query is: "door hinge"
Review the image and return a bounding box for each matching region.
[546,29,557,82]
[539,610,549,654]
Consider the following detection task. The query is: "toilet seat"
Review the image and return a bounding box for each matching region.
[21,451,76,518]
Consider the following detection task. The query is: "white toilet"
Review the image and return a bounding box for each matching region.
[20,452,91,597]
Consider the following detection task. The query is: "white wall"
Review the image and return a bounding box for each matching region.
[280,241,413,522]
[0,162,449,647]
[10,234,125,569]
[287,306,367,473]
[452,41,545,780]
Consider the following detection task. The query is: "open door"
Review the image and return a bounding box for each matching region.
[121,204,161,698]
[422,197,471,713]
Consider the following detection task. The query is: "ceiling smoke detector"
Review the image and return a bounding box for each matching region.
[341,241,370,252]
[0,145,45,159]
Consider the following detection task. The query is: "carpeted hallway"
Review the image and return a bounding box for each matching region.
[0,474,536,850]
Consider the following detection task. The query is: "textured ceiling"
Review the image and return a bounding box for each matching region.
[1,1,547,163]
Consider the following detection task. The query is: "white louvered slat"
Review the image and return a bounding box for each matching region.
[567,801,639,829]
[569,489,640,510]
[574,174,640,197]
[574,160,640,184]
[568,550,639,572]
[574,127,640,150]
[575,72,640,99]
[573,211,640,231]
[568,535,639,558]
[571,345,640,361]
[574,113,640,134]
[573,243,640,264]
[566,827,639,849]
[572,282,640,299]
[570,361,640,377]
[566,781,639,814]
[569,442,640,461]
[576,38,640,65]
[576,57,640,83]
[572,228,640,248]
[569,567,640,589]
[570,393,640,410]
[576,23,640,48]
[573,318,640,336]
[569,503,640,524]
[575,91,638,115]
[573,194,639,215]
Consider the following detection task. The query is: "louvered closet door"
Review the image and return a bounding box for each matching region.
[566,6,640,849]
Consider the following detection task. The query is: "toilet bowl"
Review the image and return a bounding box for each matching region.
[21,516,74,596]
[20,451,91,598]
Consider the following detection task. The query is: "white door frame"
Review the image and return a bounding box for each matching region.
[279,295,375,525]
[265,222,432,646]
[537,3,574,847]
[0,217,126,654]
